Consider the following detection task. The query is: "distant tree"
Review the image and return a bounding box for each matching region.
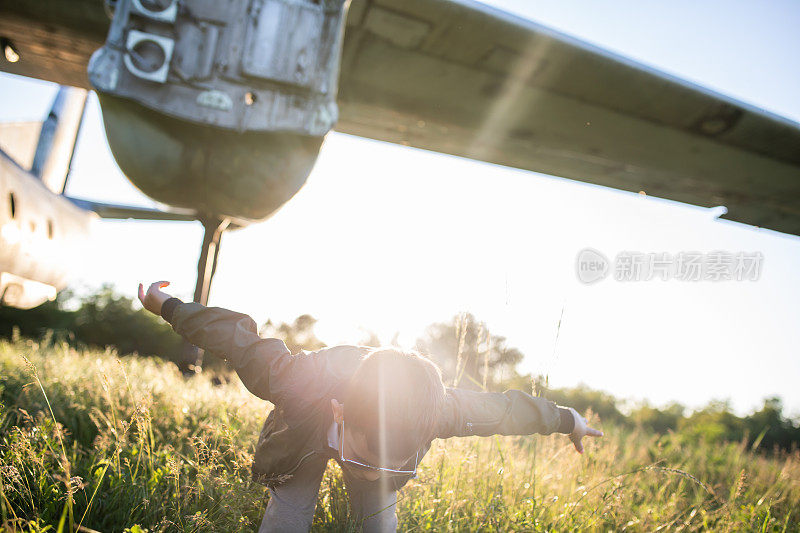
[415,313,523,390]
[259,314,326,354]
[0,289,75,340]
[744,397,800,451]
[630,402,685,433]
[6,292,800,453]
[679,400,746,444]
[539,383,626,425]
[0,284,184,363]
[71,285,184,359]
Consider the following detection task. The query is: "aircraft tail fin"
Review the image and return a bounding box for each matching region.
[30,86,87,195]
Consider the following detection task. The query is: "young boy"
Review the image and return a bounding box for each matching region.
[138,281,602,532]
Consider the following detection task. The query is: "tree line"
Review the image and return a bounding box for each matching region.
[2,285,798,452]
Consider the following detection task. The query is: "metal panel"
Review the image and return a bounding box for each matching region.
[242,0,324,89]
[88,0,348,135]
[0,149,94,308]
[1,0,799,234]
[336,0,800,235]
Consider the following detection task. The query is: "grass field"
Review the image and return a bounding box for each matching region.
[1,337,798,532]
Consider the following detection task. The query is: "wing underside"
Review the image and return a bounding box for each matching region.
[337,0,800,234]
[2,0,799,233]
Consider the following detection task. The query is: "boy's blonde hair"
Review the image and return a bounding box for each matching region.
[343,348,446,462]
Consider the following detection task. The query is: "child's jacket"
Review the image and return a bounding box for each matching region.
[162,300,564,489]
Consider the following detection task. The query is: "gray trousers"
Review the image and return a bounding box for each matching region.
[258,455,398,532]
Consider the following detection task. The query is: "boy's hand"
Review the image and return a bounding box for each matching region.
[567,407,603,454]
[138,281,173,316]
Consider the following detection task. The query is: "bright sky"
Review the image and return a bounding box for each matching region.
[1,0,799,415]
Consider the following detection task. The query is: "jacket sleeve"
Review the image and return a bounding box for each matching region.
[435,387,568,439]
[166,300,295,404]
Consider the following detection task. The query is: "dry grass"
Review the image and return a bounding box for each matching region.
[1,338,798,532]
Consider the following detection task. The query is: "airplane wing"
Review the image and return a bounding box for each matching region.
[2,0,799,233]
[337,0,800,234]
[65,197,198,221]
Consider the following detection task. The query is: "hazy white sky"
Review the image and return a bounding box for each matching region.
[1,0,799,414]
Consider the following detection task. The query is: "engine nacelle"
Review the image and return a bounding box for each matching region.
[88,0,348,222]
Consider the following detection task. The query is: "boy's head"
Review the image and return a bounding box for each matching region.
[331,347,446,478]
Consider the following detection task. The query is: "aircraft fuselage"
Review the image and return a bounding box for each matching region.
[0,150,94,309]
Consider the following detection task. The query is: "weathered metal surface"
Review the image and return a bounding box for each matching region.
[179,216,230,374]
[1,0,799,233]
[83,0,346,222]
[30,86,88,194]
[335,0,800,234]
[0,0,109,88]
[88,0,347,135]
[0,84,94,309]
[0,123,41,170]
[97,93,323,221]
[0,149,94,308]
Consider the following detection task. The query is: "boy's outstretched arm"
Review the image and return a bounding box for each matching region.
[436,387,603,454]
[562,406,604,454]
[138,281,295,403]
